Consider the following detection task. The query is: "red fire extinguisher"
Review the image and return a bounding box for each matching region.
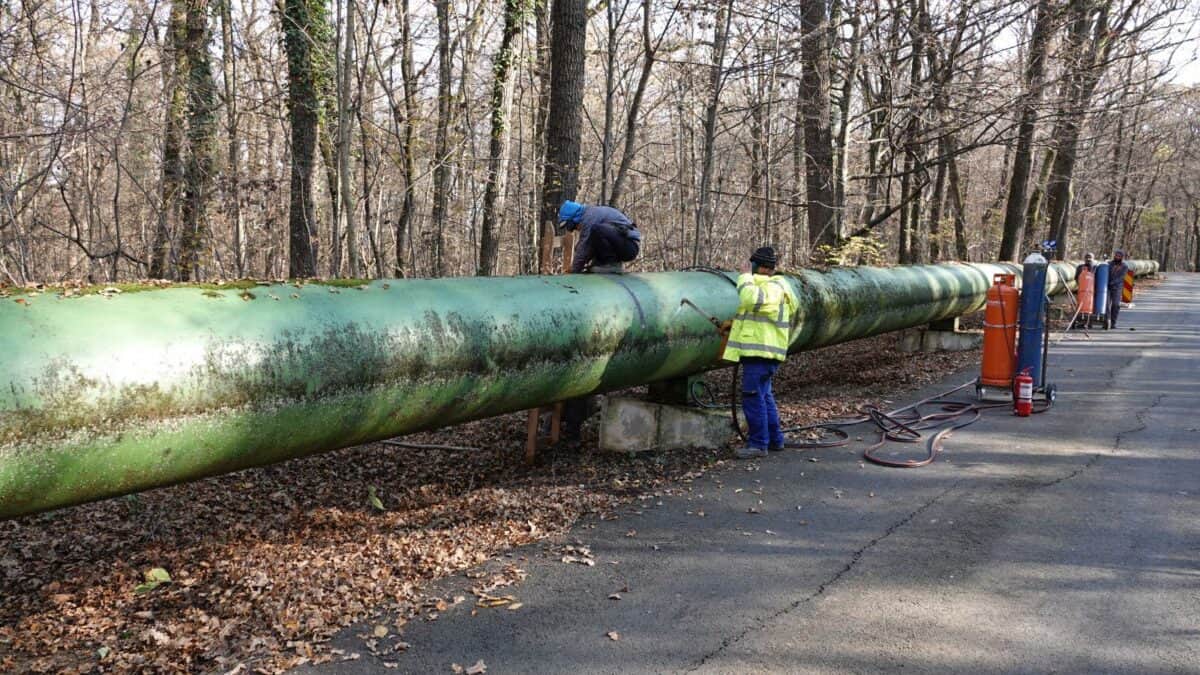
[1014,368,1034,417]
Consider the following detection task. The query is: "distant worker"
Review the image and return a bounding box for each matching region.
[557,200,642,274]
[722,247,797,459]
[1074,252,1096,282]
[1107,250,1130,328]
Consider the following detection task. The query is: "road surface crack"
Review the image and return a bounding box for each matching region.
[1026,392,1167,490]
[1114,393,1166,450]
[686,479,964,670]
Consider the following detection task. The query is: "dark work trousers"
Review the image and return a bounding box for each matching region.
[1108,288,1122,326]
[741,357,785,450]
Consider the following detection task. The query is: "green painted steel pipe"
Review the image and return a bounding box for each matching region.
[0,260,1157,518]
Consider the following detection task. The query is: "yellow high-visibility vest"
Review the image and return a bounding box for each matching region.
[722,273,797,362]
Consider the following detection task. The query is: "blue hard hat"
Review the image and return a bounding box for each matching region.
[558,200,585,228]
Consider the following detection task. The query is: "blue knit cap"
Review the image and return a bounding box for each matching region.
[558,200,585,227]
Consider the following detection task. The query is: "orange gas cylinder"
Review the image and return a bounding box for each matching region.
[981,273,1019,388]
[1077,268,1095,315]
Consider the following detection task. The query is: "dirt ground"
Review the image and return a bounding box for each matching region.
[2,325,985,673]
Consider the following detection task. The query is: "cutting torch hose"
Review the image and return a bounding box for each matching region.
[694,373,1054,468]
[785,380,1052,467]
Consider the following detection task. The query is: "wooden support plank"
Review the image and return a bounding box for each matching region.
[561,231,575,273]
[525,408,540,463]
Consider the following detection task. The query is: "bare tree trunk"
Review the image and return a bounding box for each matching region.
[599,0,624,203]
[530,0,553,273]
[337,0,359,277]
[1024,147,1054,246]
[998,0,1054,262]
[321,108,340,275]
[1045,0,1118,259]
[897,0,924,264]
[1161,215,1175,270]
[219,0,243,277]
[1103,109,1127,254]
[928,140,947,261]
[283,0,327,278]
[790,80,806,265]
[831,12,861,237]
[478,0,526,276]
[800,0,836,255]
[1192,203,1199,272]
[152,0,188,279]
[178,0,217,281]
[395,0,417,277]
[538,0,586,273]
[694,0,732,265]
[946,139,969,260]
[749,82,765,239]
[431,0,453,277]
[356,2,382,277]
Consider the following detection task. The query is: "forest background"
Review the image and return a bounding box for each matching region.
[1,0,1198,285]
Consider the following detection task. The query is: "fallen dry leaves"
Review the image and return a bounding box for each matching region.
[0,331,977,673]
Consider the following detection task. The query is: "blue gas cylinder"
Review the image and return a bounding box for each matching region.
[1016,253,1048,388]
[1093,263,1109,315]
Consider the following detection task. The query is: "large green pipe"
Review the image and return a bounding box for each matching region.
[0,260,1157,518]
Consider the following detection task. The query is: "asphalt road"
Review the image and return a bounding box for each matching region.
[301,273,1200,674]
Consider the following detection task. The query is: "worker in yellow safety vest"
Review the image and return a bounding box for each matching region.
[722,246,798,459]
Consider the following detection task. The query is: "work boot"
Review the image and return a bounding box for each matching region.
[768,444,786,453]
[735,446,768,459]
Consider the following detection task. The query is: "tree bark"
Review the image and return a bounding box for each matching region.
[928,140,947,261]
[218,0,244,277]
[478,0,527,276]
[283,0,328,278]
[998,0,1054,262]
[832,15,861,238]
[694,0,732,265]
[538,0,586,273]
[897,0,925,264]
[1192,204,1199,272]
[944,131,969,260]
[337,0,360,277]
[178,0,217,281]
[790,79,806,265]
[431,0,453,277]
[1024,147,1054,247]
[530,0,553,273]
[800,0,836,255]
[395,0,417,277]
[1044,0,1118,259]
[152,0,188,279]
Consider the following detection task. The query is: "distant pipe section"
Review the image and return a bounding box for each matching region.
[0,260,1158,518]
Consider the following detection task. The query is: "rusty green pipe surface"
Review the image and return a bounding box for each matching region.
[0,260,1157,518]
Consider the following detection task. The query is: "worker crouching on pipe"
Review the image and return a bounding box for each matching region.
[722,247,799,459]
[557,200,642,274]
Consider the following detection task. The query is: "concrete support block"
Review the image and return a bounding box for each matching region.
[923,329,982,351]
[599,397,736,453]
[899,327,983,353]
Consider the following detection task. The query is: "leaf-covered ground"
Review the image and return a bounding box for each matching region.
[1,330,980,673]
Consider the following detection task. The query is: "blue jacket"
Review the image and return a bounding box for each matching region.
[1107,260,1129,291]
[568,205,641,272]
